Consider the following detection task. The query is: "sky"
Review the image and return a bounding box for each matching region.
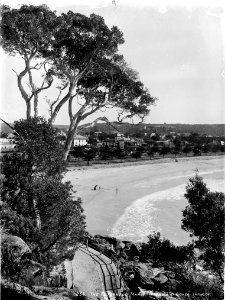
[0,0,225,125]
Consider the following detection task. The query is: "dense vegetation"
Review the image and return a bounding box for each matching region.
[1,118,86,287]
[182,174,224,283]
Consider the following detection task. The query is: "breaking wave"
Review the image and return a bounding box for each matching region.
[110,178,224,243]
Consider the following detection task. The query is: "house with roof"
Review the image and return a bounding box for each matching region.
[0,138,17,153]
[73,135,88,147]
[102,138,116,148]
[7,133,15,139]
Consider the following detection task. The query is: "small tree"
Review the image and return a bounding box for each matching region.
[182,144,192,157]
[83,147,97,165]
[131,148,142,160]
[211,143,220,155]
[152,143,159,155]
[99,145,114,160]
[182,174,225,282]
[202,143,210,154]
[159,145,169,158]
[173,138,182,157]
[141,232,194,266]
[115,145,127,159]
[193,144,202,156]
[147,147,154,160]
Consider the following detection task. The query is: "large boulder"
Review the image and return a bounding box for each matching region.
[134,263,155,288]
[153,273,168,285]
[133,263,180,292]
[1,233,31,259]
[1,233,31,278]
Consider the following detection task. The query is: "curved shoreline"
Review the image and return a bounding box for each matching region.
[66,155,224,244]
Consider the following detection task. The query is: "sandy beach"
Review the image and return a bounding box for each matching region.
[65,156,225,245]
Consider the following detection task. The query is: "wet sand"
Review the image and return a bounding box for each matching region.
[65,156,225,245]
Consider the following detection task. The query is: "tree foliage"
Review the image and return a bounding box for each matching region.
[141,232,194,266]
[1,5,157,160]
[0,5,57,118]
[182,144,192,156]
[159,146,169,157]
[0,118,86,270]
[182,174,225,282]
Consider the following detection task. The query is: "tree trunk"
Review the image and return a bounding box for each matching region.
[50,79,77,124]
[63,103,87,161]
[218,270,224,283]
[34,93,38,118]
[33,198,41,230]
[62,120,78,161]
[26,101,31,119]
[17,58,32,119]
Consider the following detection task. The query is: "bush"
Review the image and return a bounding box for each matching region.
[140,232,194,266]
[182,174,225,282]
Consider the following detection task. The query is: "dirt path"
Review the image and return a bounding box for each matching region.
[65,245,128,300]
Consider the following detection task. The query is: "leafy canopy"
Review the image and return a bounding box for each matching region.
[0,118,86,266]
[0,5,57,57]
[182,173,225,281]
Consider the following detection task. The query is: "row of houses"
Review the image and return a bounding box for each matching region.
[71,132,224,151]
[71,133,176,151]
[0,137,17,153]
[1,130,224,154]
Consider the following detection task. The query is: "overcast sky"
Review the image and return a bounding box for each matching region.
[1,0,225,124]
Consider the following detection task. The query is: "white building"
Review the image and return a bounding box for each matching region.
[73,135,88,147]
[0,138,17,152]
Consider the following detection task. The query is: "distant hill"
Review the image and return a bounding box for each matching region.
[0,123,14,134]
[0,123,70,135]
[78,122,225,137]
[1,122,225,137]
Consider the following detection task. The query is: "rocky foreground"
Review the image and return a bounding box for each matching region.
[1,226,223,300]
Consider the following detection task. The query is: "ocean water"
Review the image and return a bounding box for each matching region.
[110,177,224,245]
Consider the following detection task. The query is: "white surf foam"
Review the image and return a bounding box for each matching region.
[110,179,224,243]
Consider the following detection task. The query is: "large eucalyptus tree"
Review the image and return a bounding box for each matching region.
[1,5,157,160]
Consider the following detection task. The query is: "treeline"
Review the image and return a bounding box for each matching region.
[79,122,225,137]
[69,132,225,164]
[1,122,225,138]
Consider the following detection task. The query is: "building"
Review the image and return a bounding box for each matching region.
[0,138,17,153]
[73,135,88,147]
[102,138,116,148]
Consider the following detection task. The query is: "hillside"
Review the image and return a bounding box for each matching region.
[1,122,225,137]
[78,122,225,137]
